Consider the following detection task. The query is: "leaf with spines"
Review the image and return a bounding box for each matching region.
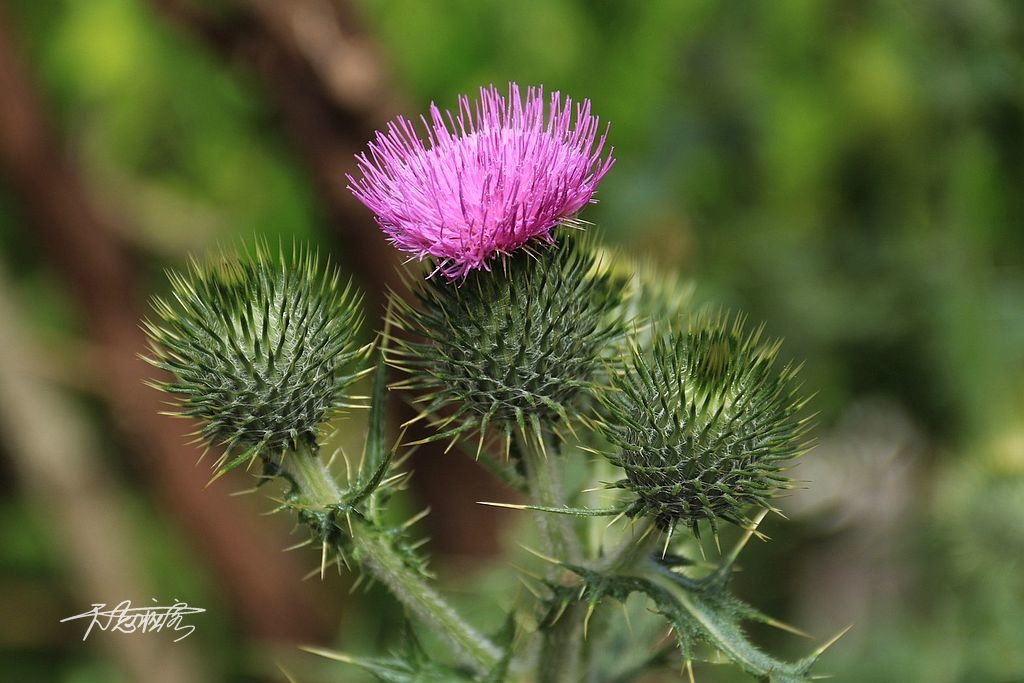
[143,243,370,472]
[597,311,813,536]
[551,528,839,682]
[302,621,477,683]
[255,348,433,583]
[387,230,625,453]
[303,617,516,683]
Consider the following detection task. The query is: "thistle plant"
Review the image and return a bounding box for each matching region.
[145,83,843,682]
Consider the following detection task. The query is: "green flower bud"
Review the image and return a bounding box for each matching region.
[388,232,623,450]
[144,245,369,470]
[607,257,695,353]
[598,313,812,535]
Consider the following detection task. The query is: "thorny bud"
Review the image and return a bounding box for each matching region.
[388,231,623,452]
[597,313,813,536]
[143,244,369,471]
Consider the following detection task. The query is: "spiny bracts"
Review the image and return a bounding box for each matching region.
[597,313,812,535]
[388,232,623,451]
[143,245,369,470]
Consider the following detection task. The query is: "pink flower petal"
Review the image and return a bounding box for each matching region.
[347,83,614,279]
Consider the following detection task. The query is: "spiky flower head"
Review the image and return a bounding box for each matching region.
[598,313,811,535]
[144,245,369,471]
[348,83,614,279]
[388,232,623,452]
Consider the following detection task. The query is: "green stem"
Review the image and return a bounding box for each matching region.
[285,446,501,674]
[515,429,582,562]
[514,429,583,683]
[538,603,583,683]
[584,517,660,683]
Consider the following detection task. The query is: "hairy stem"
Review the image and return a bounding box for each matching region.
[515,429,584,683]
[515,429,582,562]
[285,446,502,674]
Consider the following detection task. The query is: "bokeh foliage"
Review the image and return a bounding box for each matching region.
[1,0,1022,681]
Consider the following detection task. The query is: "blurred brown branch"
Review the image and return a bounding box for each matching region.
[0,5,333,646]
[247,0,402,123]
[152,0,403,314]
[0,259,208,683]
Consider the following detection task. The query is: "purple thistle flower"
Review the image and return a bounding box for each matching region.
[347,83,614,279]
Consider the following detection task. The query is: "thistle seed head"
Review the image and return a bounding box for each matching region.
[598,313,812,534]
[388,232,623,448]
[144,245,369,468]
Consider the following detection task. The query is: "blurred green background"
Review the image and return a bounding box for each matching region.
[0,1,1022,681]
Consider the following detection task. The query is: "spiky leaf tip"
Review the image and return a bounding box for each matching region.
[598,311,813,534]
[143,243,369,468]
[387,230,625,449]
